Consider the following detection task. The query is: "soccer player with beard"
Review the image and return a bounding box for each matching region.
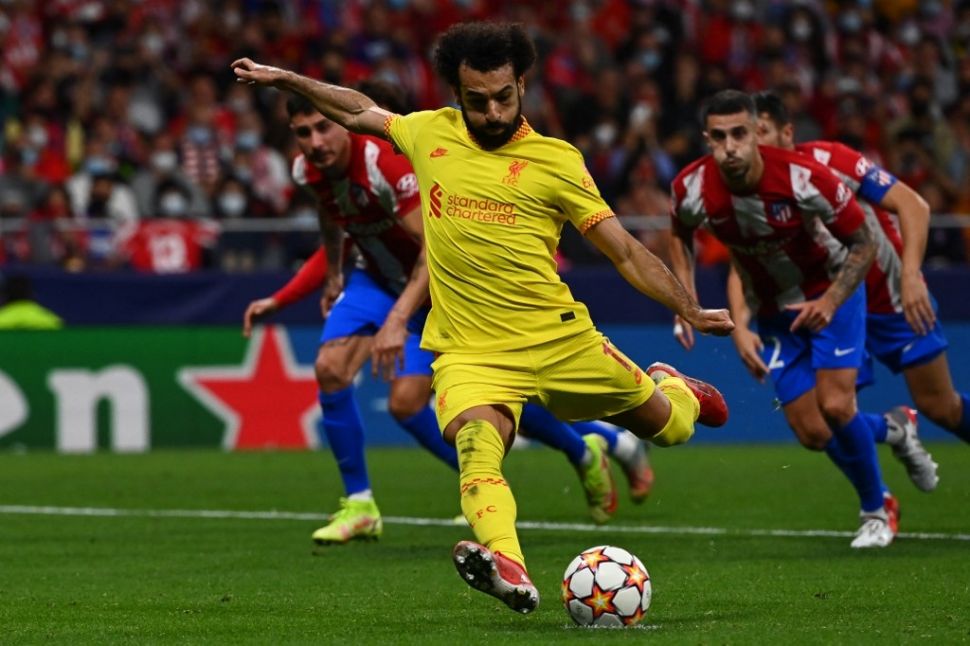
[242,93,654,543]
[233,22,733,614]
[670,89,898,549]
[743,91,968,466]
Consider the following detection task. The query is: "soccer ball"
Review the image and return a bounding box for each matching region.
[561,545,651,627]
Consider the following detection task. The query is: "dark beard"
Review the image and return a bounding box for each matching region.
[460,103,523,150]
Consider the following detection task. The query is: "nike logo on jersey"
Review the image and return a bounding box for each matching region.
[430,147,449,158]
[834,347,855,357]
[902,341,916,354]
[709,216,730,225]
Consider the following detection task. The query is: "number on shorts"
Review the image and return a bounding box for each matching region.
[766,336,785,370]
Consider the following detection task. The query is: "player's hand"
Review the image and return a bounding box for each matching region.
[731,326,768,382]
[321,273,344,318]
[786,295,836,333]
[900,270,935,336]
[231,57,284,86]
[684,308,734,337]
[673,314,694,350]
[372,312,408,381]
[242,297,278,337]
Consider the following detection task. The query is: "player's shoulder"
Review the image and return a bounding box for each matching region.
[395,107,460,131]
[517,131,586,171]
[797,140,867,172]
[761,144,840,184]
[291,153,322,186]
[352,132,398,158]
[670,155,717,219]
[672,155,712,186]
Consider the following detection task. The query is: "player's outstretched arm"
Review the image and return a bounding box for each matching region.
[231,58,393,138]
[880,181,935,335]
[586,217,734,337]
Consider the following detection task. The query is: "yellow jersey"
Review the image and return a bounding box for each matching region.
[386,108,615,353]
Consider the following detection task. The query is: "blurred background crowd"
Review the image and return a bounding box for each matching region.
[3,0,970,274]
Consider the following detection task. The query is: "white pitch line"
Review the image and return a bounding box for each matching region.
[2,504,969,542]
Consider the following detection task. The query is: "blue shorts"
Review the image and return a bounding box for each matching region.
[756,287,867,406]
[320,268,434,377]
[866,302,949,374]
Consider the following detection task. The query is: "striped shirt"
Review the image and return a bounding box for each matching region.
[671,145,868,316]
[292,133,421,295]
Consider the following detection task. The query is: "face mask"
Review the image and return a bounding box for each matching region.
[85,156,115,176]
[20,148,38,165]
[142,33,165,56]
[218,192,247,217]
[792,19,812,41]
[187,126,213,145]
[228,97,250,114]
[27,125,48,149]
[639,50,661,72]
[51,29,68,48]
[159,192,188,217]
[840,11,862,33]
[594,123,617,147]
[233,165,253,182]
[732,1,754,21]
[235,131,260,151]
[151,151,178,174]
[900,22,921,46]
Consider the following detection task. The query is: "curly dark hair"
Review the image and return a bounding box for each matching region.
[432,22,536,89]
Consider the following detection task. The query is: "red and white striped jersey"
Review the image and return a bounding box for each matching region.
[796,141,903,314]
[671,145,867,316]
[292,133,421,295]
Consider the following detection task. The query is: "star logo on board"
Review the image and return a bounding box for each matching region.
[178,326,319,450]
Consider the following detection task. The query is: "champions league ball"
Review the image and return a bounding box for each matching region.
[561,545,651,627]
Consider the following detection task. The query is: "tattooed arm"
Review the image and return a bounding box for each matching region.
[787,218,876,333]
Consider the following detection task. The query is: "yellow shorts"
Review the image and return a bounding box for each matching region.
[431,327,654,432]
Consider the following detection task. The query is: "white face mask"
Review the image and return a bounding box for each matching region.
[594,123,617,147]
[27,124,48,149]
[151,151,178,174]
[218,192,247,217]
[159,191,188,217]
[792,18,812,41]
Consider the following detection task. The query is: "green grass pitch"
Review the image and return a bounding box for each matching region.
[2,444,969,644]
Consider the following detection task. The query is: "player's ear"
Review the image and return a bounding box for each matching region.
[782,123,794,146]
[517,76,525,97]
[702,130,712,150]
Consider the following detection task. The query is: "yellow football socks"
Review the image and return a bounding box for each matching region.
[651,378,700,447]
[455,419,525,568]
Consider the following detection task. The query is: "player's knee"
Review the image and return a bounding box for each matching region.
[785,414,831,450]
[817,395,855,427]
[388,393,425,421]
[314,357,353,393]
[794,427,830,451]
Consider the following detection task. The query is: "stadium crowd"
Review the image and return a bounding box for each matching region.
[2,0,970,272]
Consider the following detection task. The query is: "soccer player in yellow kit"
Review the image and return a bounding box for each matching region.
[233,22,734,614]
